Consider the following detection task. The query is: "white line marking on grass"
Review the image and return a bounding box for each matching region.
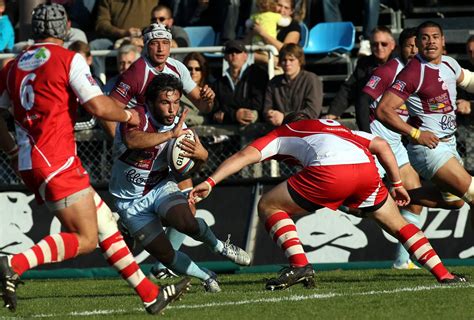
[30,283,474,317]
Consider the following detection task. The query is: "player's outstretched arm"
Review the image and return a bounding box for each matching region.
[368,137,410,206]
[189,146,261,203]
[83,95,139,125]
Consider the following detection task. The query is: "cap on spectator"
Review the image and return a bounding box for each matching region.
[224,40,246,53]
[143,23,172,45]
[32,3,68,40]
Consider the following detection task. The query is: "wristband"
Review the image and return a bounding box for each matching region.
[206,177,217,188]
[409,128,421,141]
[124,110,132,122]
[391,180,403,189]
[6,145,19,159]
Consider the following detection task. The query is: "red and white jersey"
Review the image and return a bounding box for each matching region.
[387,54,461,137]
[250,119,376,167]
[109,56,196,109]
[0,43,102,170]
[363,57,408,143]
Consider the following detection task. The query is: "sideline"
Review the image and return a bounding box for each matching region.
[30,283,474,317]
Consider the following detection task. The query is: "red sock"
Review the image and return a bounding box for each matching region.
[11,232,79,276]
[397,224,451,281]
[265,211,309,267]
[100,231,158,303]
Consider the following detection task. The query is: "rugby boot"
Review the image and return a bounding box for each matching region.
[202,269,221,293]
[265,264,315,291]
[220,234,251,266]
[438,273,469,284]
[144,277,191,315]
[0,256,23,312]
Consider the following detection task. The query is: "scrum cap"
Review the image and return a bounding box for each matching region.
[32,3,68,40]
[143,23,172,45]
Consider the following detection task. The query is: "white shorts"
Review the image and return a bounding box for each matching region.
[407,136,462,180]
[114,178,188,236]
[375,140,410,178]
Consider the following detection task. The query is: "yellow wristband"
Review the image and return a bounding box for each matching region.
[409,128,421,140]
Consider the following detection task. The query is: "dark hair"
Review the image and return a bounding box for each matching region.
[416,20,444,38]
[279,43,305,67]
[145,74,183,105]
[466,35,474,45]
[183,52,208,87]
[68,40,91,57]
[282,112,310,124]
[398,27,417,47]
[151,4,173,17]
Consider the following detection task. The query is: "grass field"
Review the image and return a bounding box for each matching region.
[1,266,473,319]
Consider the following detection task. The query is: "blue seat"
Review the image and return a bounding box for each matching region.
[183,26,216,47]
[304,22,355,54]
[299,22,309,48]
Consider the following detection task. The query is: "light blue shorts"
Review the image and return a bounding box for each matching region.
[407,137,462,180]
[376,140,410,178]
[114,178,188,236]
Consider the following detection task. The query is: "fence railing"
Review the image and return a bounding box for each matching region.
[1,119,473,187]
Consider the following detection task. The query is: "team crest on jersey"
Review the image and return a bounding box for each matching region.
[367,75,381,89]
[116,82,131,98]
[18,47,51,71]
[85,74,97,86]
[391,80,406,92]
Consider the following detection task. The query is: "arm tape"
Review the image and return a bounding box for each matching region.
[459,69,474,93]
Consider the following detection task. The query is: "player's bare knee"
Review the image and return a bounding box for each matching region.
[158,249,175,265]
[257,197,275,219]
[78,233,98,254]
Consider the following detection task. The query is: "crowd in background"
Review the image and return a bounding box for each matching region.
[0,0,473,130]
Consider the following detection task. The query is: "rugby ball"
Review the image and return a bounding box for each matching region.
[167,129,196,175]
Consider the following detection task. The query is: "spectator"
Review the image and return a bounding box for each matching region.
[150,4,190,49]
[456,35,474,116]
[0,0,14,53]
[250,0,301,64]
[325,26,396,132]
[181,52,211,126]
[90,0,158,81]
[264,43,323,126]
[323,0,380,56]
[246,0,290,45]
[103,44,140,94]
[211,40,269,125]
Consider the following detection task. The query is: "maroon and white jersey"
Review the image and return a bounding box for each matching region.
[250,119,376,167]
[387,54,461,137]
[109,56,196,109]
[109,106,186,199]
[363,57,409,143]
[0,43,102,170]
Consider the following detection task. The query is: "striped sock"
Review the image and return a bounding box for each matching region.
[10,232,79,276]
[264,211,308,267]
[394,210,421,265]
[397,224,451,281]
[100,231,158,303]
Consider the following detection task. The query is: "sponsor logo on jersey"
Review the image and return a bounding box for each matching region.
[18,47,51,71]
[427,93,451,112]
[391,80,406,92]
[366,75,381,89]
[116,82,131,98]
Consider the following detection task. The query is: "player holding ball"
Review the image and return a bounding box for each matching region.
[109,73,251,292]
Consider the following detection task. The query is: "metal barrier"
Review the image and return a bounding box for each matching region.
[1,119,473,187]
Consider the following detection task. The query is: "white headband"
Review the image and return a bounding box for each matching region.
[143,24,172,44]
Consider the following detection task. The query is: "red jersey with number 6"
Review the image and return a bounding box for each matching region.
[0,43,102,170]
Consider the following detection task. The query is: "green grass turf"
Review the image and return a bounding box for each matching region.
[1,266,473,319]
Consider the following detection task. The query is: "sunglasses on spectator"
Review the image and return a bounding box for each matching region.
[151,16,168,23]
[187,66,202,72]
[371,41,389,48]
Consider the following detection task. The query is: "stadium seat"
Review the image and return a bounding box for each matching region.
[299,22,309,48]
[183,26,217,47]
[304,22,355,54]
